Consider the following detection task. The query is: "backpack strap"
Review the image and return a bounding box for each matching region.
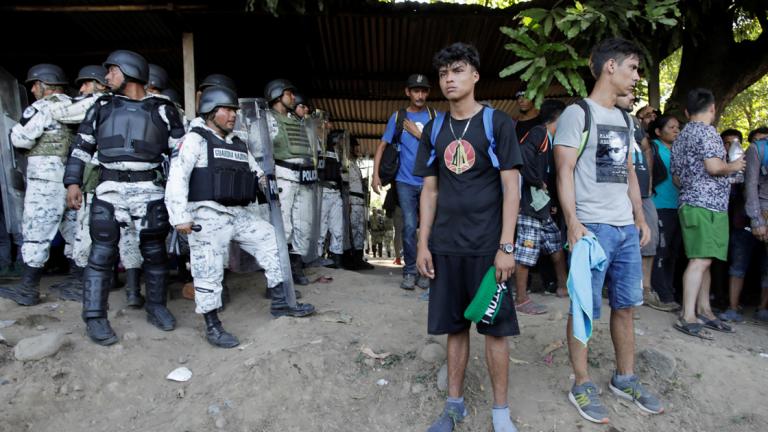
[426,112,446,167]
[574,99,591,160]
[392,108,408,146]
[482,107,500,169]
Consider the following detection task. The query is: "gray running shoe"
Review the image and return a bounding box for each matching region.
[609,373,664,415]
[427,402,467,432]
[400,273,416,290]
[417,275,430,290]
[568,382,609,424]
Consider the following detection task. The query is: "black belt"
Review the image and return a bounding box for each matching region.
[321,181,340,190]
[275,160,312,171]
[350,191,365,199]
[100,168,160,183]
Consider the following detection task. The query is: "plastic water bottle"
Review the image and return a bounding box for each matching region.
[728,139,745,183]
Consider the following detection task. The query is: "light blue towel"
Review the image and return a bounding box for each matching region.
[567,234,607,345]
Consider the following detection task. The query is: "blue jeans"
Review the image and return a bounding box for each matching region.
[583,223,643,319]
[396,182,422,276]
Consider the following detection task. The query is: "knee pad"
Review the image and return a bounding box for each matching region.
[88,242,119,272]
[142,198,170,237]
[140,237,167,267]
[89,198,120,244]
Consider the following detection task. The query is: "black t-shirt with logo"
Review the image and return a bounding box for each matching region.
[414,107,523,256]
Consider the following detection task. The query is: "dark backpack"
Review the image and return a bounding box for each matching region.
[650,139,669,188]
[379,107,437,186]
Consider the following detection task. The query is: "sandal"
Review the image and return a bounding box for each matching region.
[696,315,735,333]
[674,318,714,340]
[515,298,549,315]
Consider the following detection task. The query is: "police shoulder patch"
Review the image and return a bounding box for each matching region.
[22,106,38,119]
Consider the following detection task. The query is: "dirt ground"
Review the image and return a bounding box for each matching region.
[0,258,767,432]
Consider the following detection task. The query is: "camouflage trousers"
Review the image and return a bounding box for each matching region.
[318,188,344,256]
[350,197,366,250]
[189,206,283,314]
[60,209,78,260]
[72,193,143,269]
[21,178,68,268]
[276,177,315,256]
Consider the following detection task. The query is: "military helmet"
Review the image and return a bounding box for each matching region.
[198,86,239,115]
[103,50,149,83]
[198,74,236,92]
[264,79,295,103]
[148,64,169,90]
[294,92,308,106]
[25,64,68,85]
[75,65,107,86]
[161,88,182,105]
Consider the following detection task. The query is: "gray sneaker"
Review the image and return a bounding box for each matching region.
[400,273,416,290]
[568,382,609,424]
[609,373,664,415]
[416,275,430,290]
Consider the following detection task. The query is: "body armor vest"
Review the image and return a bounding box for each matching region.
[318,150,342,185]
[95,96,170,164]
[272,112,312,160]
[28,94,74,160]
[188,127,258,206]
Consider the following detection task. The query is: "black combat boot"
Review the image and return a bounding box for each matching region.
[289,253,310,285]
[0,264,44,306]
[82,267,118,346]
[50,260,84,302]
[269,283,316,318]
[203,309,239,348]
[324,253,343,269]
[355,249,375,270]
[144,266,176,331]
[124,268,144,308]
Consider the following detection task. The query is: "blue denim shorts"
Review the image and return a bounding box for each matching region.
[583,223,643,319]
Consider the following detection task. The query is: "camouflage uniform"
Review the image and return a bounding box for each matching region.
[166,123,283,314]
[10,93,73,268]
[347,161,366,250]
[52,93,142,271]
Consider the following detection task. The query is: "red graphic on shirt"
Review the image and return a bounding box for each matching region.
[444,139,476,174]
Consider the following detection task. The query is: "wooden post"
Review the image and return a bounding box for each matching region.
[182,32,195,120]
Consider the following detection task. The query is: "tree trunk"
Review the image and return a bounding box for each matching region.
[647,60,661,110]
[666,0,768,125]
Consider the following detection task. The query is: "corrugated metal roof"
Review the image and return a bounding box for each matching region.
[1,1,579,156]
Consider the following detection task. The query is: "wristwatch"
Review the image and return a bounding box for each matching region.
[499,243,514,254]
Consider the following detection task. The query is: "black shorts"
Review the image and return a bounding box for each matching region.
[427,254,520,337]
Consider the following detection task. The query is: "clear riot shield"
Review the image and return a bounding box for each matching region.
[301,110,326,263]
[234,98,297,307]
[0,68,26,237]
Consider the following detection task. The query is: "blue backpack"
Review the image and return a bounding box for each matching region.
[426,106,500,169]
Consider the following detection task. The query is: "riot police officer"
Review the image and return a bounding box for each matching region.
[0,64,74,306]
[64,50,186,345]
[166,87,315,348]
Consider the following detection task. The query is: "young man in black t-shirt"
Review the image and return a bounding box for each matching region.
[414,43,522,432]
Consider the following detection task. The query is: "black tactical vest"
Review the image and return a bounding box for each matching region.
[188,127,258,206]
[95,96,171,163]
[318,150,342,184]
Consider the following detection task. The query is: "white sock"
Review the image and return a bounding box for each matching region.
[492,406,517,432]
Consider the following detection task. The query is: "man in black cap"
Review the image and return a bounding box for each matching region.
[63,50,186,345]
[372,74,438,291]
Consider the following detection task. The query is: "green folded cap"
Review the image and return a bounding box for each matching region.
[464,266,501,323]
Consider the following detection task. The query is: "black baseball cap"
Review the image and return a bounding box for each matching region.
[406,74,431,89]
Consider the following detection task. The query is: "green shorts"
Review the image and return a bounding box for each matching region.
[679,204,728,261]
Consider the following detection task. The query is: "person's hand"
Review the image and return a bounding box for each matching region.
[729,158,746,173]
[372,174,382,195]
[416,245,435,279]
[66,184,83,210]
[753,225,768,242]
[566,219,589,251]
[494,250,516,283]
[403,119,421,138]
[636,219,651,247]
[175,222,193,235]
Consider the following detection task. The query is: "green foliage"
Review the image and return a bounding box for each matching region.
[500,0,680,104]
[636,48,681,111]
[719,74,768,134]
